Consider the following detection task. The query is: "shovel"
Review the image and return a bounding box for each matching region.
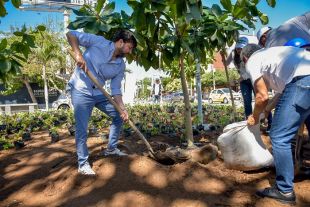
[68,50,181,163]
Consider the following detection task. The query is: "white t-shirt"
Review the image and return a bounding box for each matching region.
[246,46,310,93]
[154,83,161,95]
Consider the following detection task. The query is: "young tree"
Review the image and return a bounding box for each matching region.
[67,0,276,147]
[32,30,64,110]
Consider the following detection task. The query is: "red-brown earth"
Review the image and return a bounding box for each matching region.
[0,128,309,207]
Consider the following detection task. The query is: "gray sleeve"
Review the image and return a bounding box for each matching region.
[294,11,310,31]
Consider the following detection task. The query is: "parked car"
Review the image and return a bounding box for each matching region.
[162,94,173,103]
[208,88,241,104]
[52,93,72,110]
[170,92,194,103]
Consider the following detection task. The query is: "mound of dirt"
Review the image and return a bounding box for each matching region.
[0,130,309,207]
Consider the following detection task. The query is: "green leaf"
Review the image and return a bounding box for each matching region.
[0,39,7,51]
[131,4,146,32]
[11,0,21,8]
[181,40,193,55]
[121,10,130,22]
[36,25,46,31]
[220,0,232,11]
[232,5,245,19]
[13,31,24,36]
[252,0,259,5]
[0,59,12,73]
[98,22,111,33]
[259,13,269,25]
[95,0,105,13]
[147,14,156,37]
[10,59,21,74]
[71,8,87,16]
[25,35,36,48]
[67,17,97,30]
[12,54,26,62]
[172,39,181,58]
[176,0,187,18]
[249,5,259,16]
[84,21,100,34]
[162,49,174,65]
[266,0,276,8]
[188,3,202,20]
[211,4,222,17]
[150,1,166,11]
[0,3,7,17]
[102,2,115,16]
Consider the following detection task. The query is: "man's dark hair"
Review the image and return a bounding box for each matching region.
[112,30,137,48]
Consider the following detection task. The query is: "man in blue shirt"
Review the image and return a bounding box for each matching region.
[66,30,137,175]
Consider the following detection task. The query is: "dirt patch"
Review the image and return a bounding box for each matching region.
[0,129,309,207]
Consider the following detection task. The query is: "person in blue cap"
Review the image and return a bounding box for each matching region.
[227,37,272,132]
[227,37,253,118]
[241,39,310,205]
[67,30,137,175]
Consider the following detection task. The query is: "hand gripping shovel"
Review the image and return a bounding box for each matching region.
[68,50,180,164]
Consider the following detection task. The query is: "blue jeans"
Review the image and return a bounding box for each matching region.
[269,75,310,193]
[71,88,123,168]
[240,79,253,118]
[241,79,273,127]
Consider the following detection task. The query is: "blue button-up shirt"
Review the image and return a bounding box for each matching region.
[68,31,125,96]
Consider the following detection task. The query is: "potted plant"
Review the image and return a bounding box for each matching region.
[49,127,60,143]
[122,123,131,137]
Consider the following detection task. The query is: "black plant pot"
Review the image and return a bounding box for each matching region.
[145,131,151,138]
[197,124,204,131]
[53,120,61,126]
[135,123,142,130]
[123,129,132,137]
[88,127,97,136]
[50,132,60,143]
[101,133,109,143]
[167,106,175,113]
[68,125,76,136]
[193,129,200,136]
[22,132,32,141]
[14,140,25,149]
[0,124,6,132]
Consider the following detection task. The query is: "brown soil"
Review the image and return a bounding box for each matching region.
[0,129,309,207]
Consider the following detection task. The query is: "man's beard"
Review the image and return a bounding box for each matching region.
[115,48,125,58]
[116,52,125,58]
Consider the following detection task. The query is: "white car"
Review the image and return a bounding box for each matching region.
[208,88,241,104]
[52,93,72,110]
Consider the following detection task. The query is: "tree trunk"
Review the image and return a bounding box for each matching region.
[43,64,49,111]
[179,55,194,147]
[195,59,203,125]
[23,78,37,103]
[220,52,236,122]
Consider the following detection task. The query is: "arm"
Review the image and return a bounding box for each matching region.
[113,95,128,122]
[264,92,282,115]
[247,77,269,125]
[110,64,128,121]
[66,32,87,72]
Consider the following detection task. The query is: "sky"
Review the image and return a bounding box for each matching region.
[1,0,309,34]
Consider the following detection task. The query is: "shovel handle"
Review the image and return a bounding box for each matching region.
[68,50,155,156]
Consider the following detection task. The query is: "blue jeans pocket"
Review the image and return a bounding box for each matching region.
[293,77,310,110]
